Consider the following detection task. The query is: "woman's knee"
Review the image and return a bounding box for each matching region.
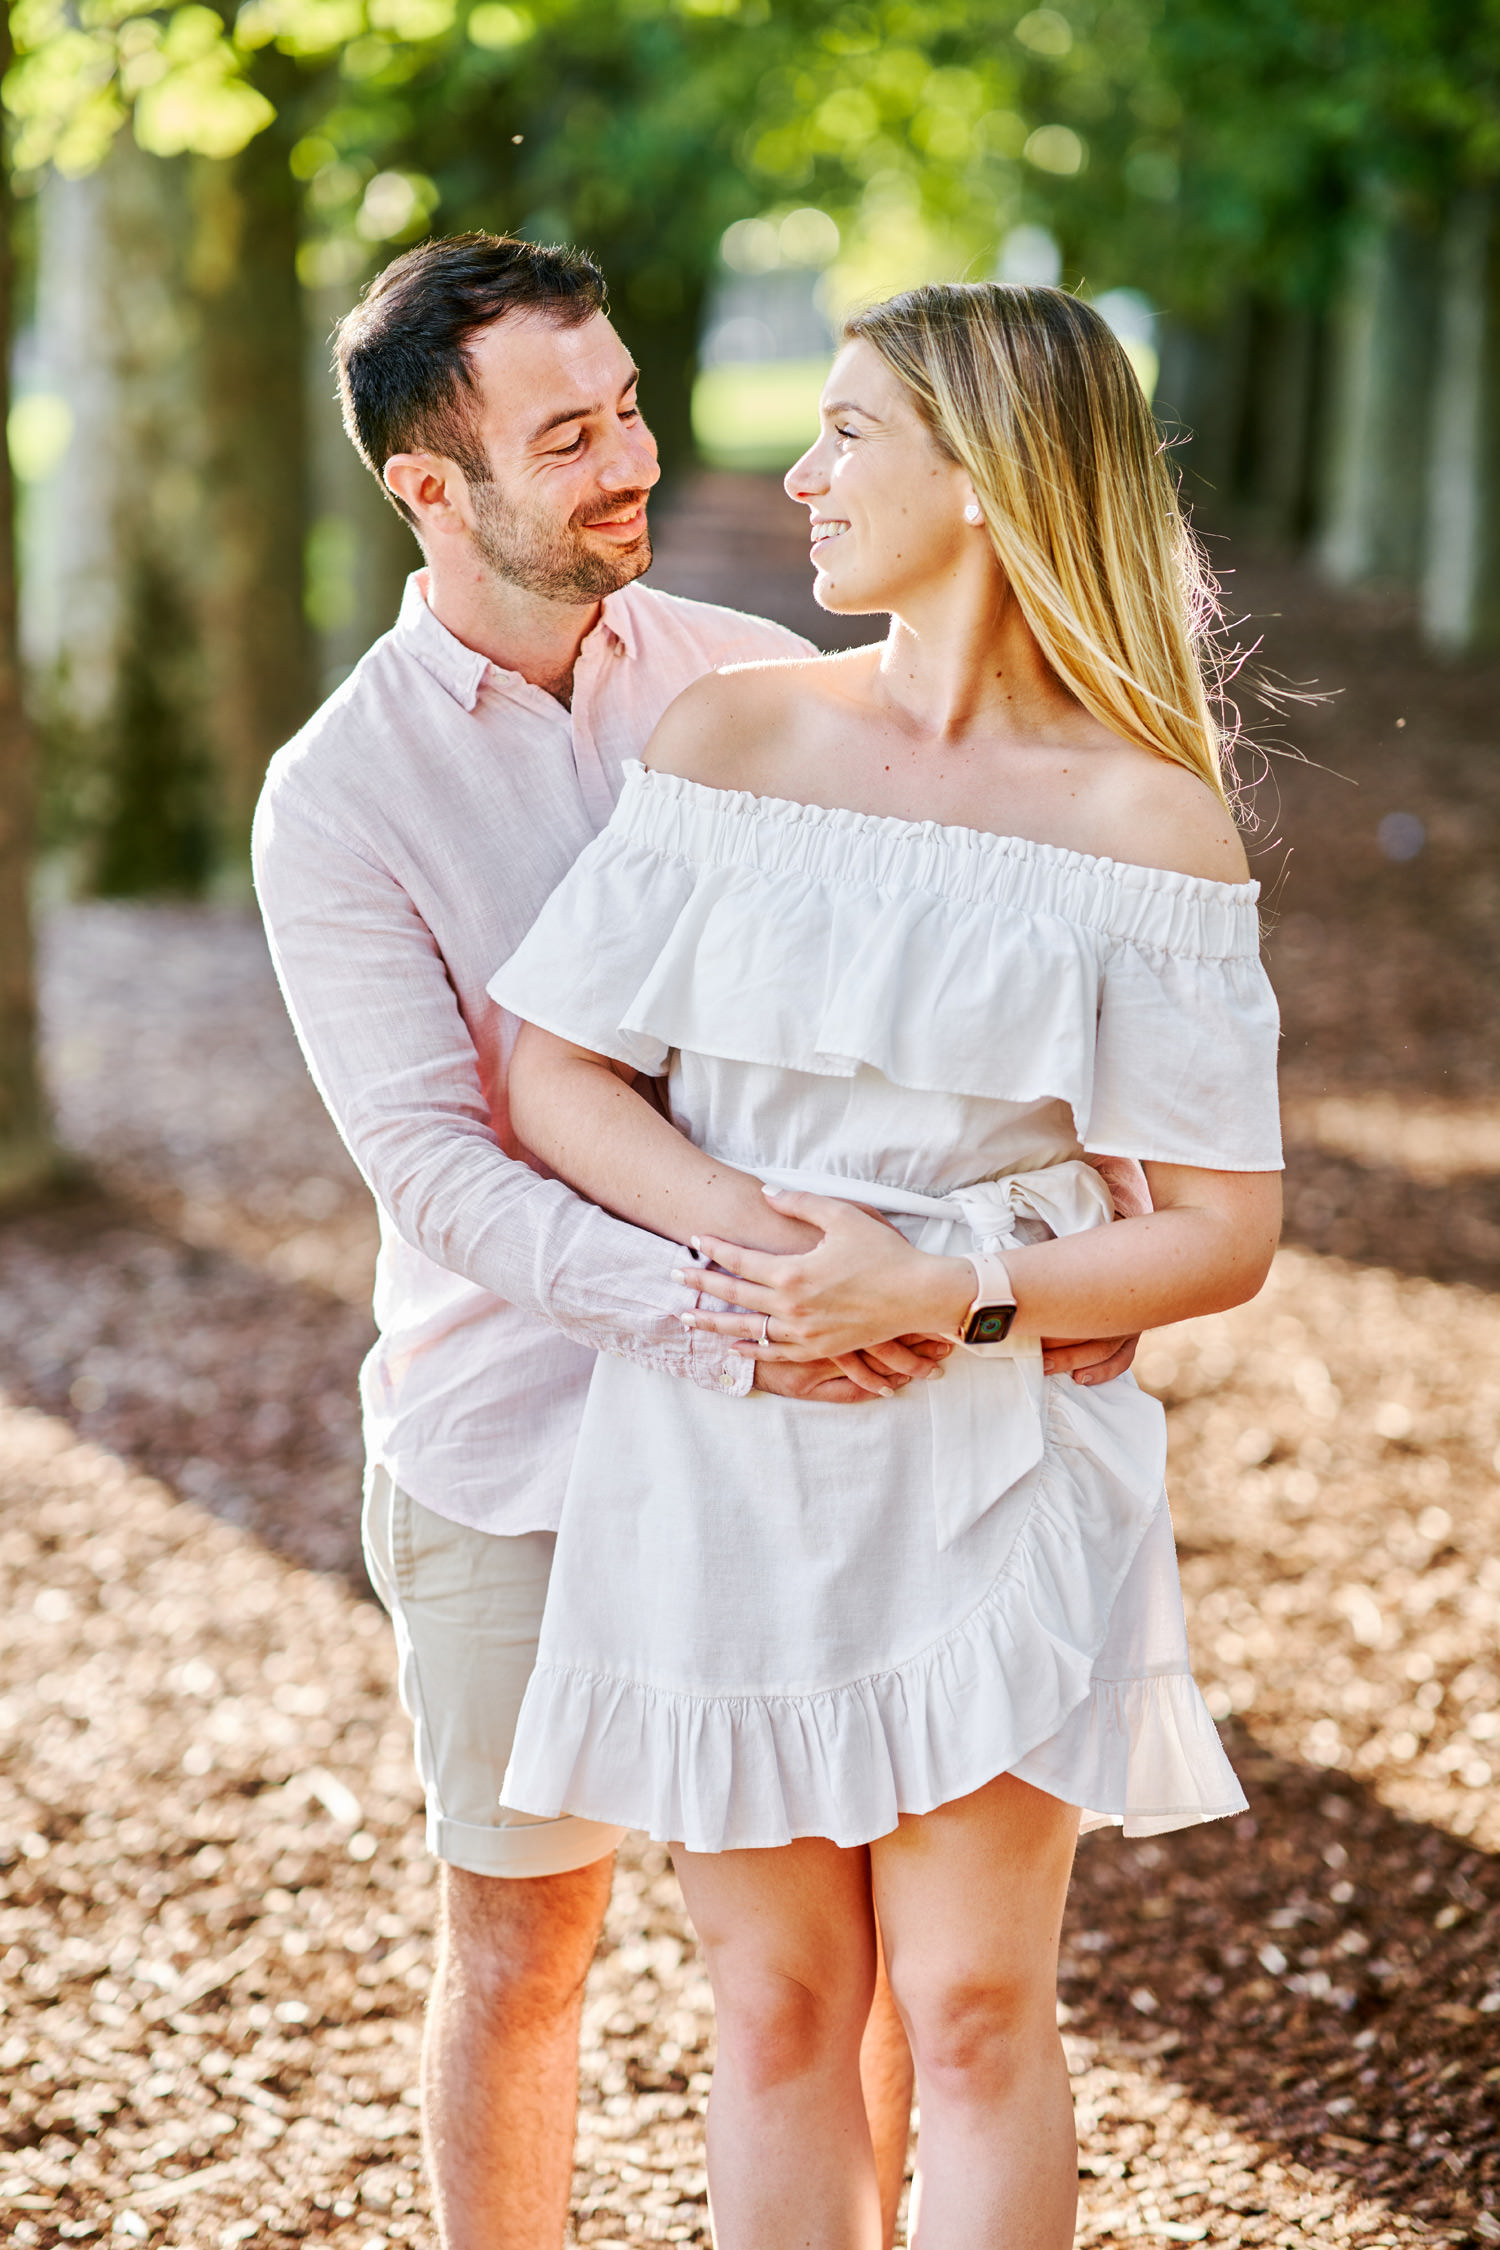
[711,1954,873,2094]
[896,1963,1058,2100]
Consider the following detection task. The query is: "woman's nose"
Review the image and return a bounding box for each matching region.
[784,441,827,502]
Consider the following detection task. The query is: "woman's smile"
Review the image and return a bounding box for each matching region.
[810,516,851,551]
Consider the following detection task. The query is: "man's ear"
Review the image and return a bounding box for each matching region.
[384,451,468,532]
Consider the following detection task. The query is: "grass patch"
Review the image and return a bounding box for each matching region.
[692,357,831,472]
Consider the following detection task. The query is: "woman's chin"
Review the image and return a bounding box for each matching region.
[812,568,889,618]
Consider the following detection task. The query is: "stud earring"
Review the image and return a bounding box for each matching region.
[964,501,983,524]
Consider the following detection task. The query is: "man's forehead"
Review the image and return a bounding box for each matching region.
[465,309,634,433]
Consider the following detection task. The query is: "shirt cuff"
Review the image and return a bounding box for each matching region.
[677,1255,755,1398]
[682,1324,756,1398]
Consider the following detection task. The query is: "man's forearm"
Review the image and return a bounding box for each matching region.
[253,787,751,1389]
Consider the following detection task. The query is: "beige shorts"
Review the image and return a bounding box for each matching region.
[362,1466,627,1880]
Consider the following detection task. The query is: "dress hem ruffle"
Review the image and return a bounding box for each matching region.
[502,1428,1245,1852]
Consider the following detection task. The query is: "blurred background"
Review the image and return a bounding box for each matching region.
[5,8,1500,2249]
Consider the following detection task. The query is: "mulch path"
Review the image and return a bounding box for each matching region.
[2,477,1499,2246]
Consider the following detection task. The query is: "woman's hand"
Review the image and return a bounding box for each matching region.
[674,1187,975,1364]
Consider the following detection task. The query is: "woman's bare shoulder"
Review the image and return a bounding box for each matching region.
[1091,744,1250,885]
[643,647,876,789]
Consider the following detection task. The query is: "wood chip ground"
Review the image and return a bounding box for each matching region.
[2,490,1498,2245]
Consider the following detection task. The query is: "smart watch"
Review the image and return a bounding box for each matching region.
[958,1250,1018,1347]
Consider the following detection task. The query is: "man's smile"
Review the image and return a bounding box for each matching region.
[580,502,649,543]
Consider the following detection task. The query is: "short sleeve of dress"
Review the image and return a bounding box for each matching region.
[491,762,1284,1172]
[486,802,694,1077]
[1086,934,1283,1172]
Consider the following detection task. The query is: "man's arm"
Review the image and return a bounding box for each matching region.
[251,775,751,1393]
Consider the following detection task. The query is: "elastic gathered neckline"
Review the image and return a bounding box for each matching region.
[628,760,1261,908]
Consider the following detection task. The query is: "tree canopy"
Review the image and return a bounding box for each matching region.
[9,0,1498,336]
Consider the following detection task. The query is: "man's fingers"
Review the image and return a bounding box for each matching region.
[754,1360,881,1404]
[831,1353,899,1396]
[1069,1336,1139,1384]
[857,1338,943,1381]
[1039,1333,1140,1382]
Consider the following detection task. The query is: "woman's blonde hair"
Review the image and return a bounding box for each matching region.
[844,282,1231,804]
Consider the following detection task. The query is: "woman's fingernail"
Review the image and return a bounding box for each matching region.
[689,1236,701,1252]
[677,1313,696,1329]
[761,1184,780,1198]
[925,1365,946,1381]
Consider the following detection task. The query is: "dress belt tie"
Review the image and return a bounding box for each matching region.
[754,1160,1117,1551]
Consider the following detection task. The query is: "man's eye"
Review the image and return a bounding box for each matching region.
[622,405,640,421]
[550,432,585,455]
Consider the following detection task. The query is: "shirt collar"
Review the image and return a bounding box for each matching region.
[598,582,641,661]
[393,568,642,711]
[394,571,491,713]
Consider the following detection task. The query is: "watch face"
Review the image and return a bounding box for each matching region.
[966,1304,1017,1344]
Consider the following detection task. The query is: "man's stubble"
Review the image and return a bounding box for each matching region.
[469,479,653,603]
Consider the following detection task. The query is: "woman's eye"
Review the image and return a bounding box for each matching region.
[835,424,858,442]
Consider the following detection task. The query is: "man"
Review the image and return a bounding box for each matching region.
[253,231,1134,2246]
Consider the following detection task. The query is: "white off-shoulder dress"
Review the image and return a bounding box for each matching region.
[486,762,1283,1854]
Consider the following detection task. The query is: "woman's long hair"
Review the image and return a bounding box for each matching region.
[844,283,1231,805]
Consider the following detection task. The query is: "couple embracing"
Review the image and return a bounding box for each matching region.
[255,230,1282,2249]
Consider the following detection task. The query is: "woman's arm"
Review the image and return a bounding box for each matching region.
[680,1163,1281,1362]
[507,1022,822,1259]
[506,1024,953,1396]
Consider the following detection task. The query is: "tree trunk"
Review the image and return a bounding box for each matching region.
[0,5,59,1201]
[193,113,318,878]
[1420,192,1500,654]
[304,281,418,696]
[1316,206,1440,589]
[1153,300,1253,531]
[1234,300,1323,545]
[30,144,212,897]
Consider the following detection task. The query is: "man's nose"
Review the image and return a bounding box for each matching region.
[599,417,661,492]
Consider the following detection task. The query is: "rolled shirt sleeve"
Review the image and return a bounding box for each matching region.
[252,777,752,1396]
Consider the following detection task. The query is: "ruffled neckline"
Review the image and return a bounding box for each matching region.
[627,761,1260,908]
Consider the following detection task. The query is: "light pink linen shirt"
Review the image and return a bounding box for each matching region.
[252,571,813,1535]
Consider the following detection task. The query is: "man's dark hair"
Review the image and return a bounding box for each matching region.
[336,232,608,523]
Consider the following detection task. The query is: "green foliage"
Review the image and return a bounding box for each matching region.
[8,0,1497,318]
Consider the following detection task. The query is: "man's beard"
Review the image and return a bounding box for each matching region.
[468,481,653,601]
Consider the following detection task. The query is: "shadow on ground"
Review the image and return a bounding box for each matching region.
[1064,1744,1498,2239]
[0,1184,372,1589]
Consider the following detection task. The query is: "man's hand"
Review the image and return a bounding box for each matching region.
[754,1335,952,1403]
[1041,1334,1139,1385]
[754,1359,884,1404]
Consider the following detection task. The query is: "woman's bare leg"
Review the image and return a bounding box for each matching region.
[872,1773,1080,2250]
[862,1935,916,2247]
[672,1836,884,2250]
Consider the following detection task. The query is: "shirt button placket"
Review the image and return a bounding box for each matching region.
[570,637,619,830]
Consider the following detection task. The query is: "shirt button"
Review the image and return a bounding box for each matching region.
[717,1368,738,1392]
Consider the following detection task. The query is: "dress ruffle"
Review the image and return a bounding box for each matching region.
[488,762,1283,1173]
[490,759,1262,1852]
[502,1372,1245,1853]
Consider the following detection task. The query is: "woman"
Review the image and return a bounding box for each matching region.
[487,284,1283,2248]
